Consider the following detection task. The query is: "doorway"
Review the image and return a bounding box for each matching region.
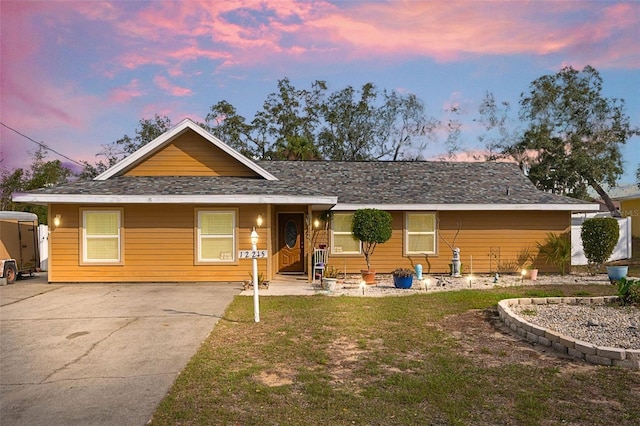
[277,213,304,273]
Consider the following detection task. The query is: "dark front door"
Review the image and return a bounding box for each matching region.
[278,213,304,273]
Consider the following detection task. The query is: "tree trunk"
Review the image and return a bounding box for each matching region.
[589,180,621,217]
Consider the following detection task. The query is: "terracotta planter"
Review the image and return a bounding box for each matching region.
[361,269,376,285]
[528,269,538,281]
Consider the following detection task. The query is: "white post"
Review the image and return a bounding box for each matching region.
[251,227,260,323]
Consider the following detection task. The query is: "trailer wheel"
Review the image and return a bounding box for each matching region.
[4,264,17,284]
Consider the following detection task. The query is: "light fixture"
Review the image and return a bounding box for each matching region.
[53,214,61,227]
[422,277,431,291]
[256,215,263,228]
[521,269,527,283]
[250,227,259,246]
[313,218,320,228]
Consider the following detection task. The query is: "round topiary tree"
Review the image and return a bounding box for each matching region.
[580,217,619,274]
[351,208,393,271]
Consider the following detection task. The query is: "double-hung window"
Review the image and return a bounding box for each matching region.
[82,209,123,264]
[405,212,436,255]
[331,212,361,254]
[197,210,236,262]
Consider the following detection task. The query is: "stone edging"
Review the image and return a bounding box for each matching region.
[497,297,640,370]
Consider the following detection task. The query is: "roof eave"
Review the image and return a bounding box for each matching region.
[12,193,337,206]
[331,203,601,212]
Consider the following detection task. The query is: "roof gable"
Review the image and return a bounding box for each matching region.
[96,118,277,181]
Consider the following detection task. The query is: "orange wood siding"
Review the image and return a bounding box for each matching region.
[620,199,640,238]
[326,211,570,275]
[48,204,269,283]
[47,205,571,283]
[124,129,259,177]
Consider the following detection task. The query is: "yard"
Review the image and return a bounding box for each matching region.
[150,284,640,425]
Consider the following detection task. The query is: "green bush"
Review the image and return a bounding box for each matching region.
[351,208,393,270]
[580,217,619,274]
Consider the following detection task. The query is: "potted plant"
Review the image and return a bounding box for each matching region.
[351,208,393,284]
[392,268,414,289]
[605,262,628,284]
[322,266,340,291]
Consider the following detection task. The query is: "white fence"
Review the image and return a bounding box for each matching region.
[571,215,632,265]
[38,224,48,271]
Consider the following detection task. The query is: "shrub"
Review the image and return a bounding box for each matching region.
[580,217,619,274]
[537,232,571,275]
[324,266,341,279]
[392,268,414,278]
[617,277,640,306]
[351,208,393,270]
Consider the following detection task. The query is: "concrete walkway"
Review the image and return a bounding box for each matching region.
[239,273,321,296]
[0,275,239,426]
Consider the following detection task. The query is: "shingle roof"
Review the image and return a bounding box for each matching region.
[21,160,589,207]
[258,160,585,205]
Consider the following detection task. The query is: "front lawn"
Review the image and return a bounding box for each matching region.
[151,285,639,426]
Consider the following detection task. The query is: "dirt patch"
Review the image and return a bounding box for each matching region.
[325,336,367,387]
[438,308,599,371]
[256,367,295,387]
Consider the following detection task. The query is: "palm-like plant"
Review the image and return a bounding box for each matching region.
[537,232,571,276]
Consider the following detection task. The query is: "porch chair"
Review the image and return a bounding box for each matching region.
[313,248,328,283]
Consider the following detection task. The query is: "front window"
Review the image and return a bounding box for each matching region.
[197,210,236,262]
[331,212,361,254]
[405,212,436,255]
[82,210,122,264]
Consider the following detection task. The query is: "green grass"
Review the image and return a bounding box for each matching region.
[150,284,640,426]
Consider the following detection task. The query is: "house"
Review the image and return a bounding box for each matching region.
[13,118,599,283]
[617,192,640,238]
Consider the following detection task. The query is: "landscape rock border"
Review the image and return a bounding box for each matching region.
[498,296,640,370]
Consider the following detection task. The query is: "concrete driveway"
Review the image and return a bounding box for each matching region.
[0,275,239,426]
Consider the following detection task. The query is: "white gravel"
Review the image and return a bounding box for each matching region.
[323,272,611,297]
[511,303,640,350]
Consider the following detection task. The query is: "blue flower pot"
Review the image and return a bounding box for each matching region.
[393,275,413,289]
[606,266,628,282]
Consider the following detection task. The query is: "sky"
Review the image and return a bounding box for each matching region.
[1,0,639,186]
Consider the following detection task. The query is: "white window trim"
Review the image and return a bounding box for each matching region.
[330,212,361,255]
[404,212,437,256]
[81,209,123,264]
[196,209,237,263]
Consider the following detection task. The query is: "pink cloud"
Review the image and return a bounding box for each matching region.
[7,0,637,92]
[108,79,144,103]
[307,2,636,68]
[153,75,192,97]
[106,0,639,75]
